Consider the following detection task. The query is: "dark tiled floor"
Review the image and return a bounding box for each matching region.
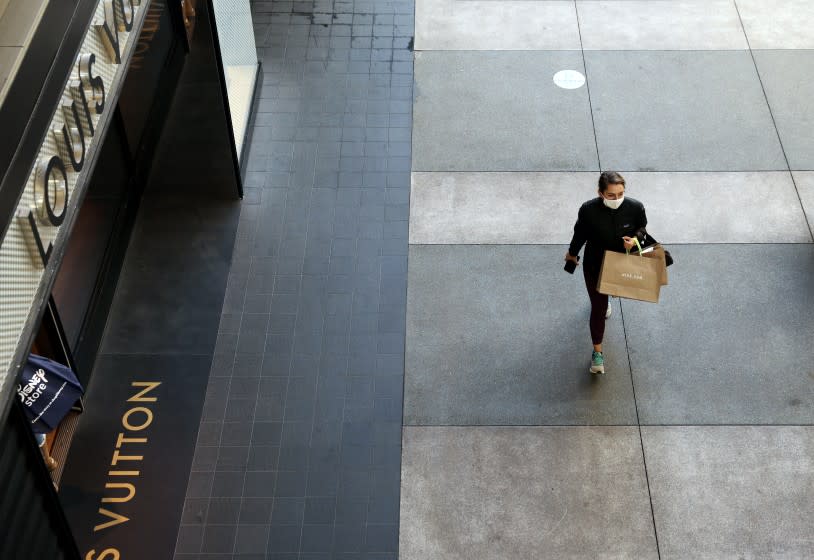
[59,7,243,556]
[175,1,413,558]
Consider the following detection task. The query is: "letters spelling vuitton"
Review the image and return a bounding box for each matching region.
[84,381,160,560]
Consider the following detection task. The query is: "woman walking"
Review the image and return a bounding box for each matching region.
[564,171,647,374]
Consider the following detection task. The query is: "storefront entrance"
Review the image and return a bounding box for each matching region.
[0,0,259,557]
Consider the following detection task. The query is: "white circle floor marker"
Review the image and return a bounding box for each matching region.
[553,70,586,90]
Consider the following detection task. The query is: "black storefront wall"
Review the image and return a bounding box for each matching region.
[0,2,170,558]
[0,2,161,557]
[0,0,249,557]
[0,402,79,559]
[0,0,159,422]
[57,1,248,557]
[52,0,188,385]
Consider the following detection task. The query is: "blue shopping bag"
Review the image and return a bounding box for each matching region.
[17,354,84,433]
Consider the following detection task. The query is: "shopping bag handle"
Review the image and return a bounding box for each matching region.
[625,238,643,256]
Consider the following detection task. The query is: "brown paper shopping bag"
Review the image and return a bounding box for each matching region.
[638,244,668,286]
[598,242,662,303]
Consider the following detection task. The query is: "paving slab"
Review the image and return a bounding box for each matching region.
[642,426,814,559]
[577,1,747,50]
[413,51,598,172]
[585,51,786,171]
[792,171,814,233]
[622,244,814,425]
[753,50,814,171]
[737,0,814,49]
[415,0,580,51]
[625,171,812,244]
[409,171,812,245]
[405,245,637,426]
[400,426,659,560]
[409,171,594,244]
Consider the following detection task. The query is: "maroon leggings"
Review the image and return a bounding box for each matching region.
[583,267,608,345]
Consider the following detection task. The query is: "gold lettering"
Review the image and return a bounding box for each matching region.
[129,2,161,69]
[121,406,153,431]
[127,381,161,402]
[93,507,130,531]
[116,433,147,448]
[110,449,144,465]
[101,482,136,503]
[85,549,120,560]
[108,470,140,476]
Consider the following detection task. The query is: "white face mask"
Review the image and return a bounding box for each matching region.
[603,194,624,210]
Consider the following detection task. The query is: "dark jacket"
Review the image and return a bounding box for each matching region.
[568,197,648,276]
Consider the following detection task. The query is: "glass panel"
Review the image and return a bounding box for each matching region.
[210,0,258,160]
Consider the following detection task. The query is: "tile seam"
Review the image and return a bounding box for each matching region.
[732,0,814,242]
[619,300,662,560]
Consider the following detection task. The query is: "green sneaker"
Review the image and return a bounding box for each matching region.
[590,351,604,374]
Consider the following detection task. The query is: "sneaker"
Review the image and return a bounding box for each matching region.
[605,301,612,319]
[590,351,605,374]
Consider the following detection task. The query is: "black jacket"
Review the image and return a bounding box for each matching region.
[568,197,648,276]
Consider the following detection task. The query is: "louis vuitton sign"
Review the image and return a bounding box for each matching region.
[0,0,149,406]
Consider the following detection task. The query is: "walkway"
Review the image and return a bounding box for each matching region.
[401,1,814,558]
[170,0,814,558]
[175,0,413,558]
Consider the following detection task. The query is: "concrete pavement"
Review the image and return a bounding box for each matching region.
[402,1,814,558]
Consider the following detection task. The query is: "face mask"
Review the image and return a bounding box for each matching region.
[603,195,624,210]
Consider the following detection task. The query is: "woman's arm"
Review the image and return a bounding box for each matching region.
[634,203,648,242]
[568,204,588,257]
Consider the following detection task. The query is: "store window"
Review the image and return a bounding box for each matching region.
[209,0,258,160]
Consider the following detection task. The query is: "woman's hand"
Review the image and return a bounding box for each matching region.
[622,236,636,251]
[564,252,579,265]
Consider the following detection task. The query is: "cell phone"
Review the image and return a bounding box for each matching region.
[564,255,579,274]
